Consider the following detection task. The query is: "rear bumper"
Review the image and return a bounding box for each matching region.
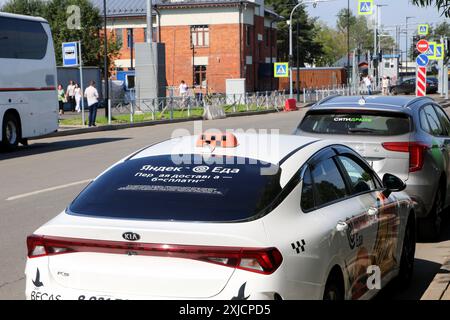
[25,259,324,300]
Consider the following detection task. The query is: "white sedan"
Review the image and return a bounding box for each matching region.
[25,132,415,300]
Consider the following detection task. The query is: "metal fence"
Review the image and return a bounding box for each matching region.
[301,84,382,104]
[108,90,287,122]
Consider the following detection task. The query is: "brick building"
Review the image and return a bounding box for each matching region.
[93,0,281,93]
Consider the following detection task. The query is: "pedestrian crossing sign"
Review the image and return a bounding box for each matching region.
[358,0,373,15]
[418,24,429,36]
[426,42,437,60]
[435,44,444,60]
[274,62,289,78]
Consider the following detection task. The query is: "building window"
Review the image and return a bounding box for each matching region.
[246,25,251,47]
[115,28,123,47]
[194,65,207,87]
[191,25,209,47]
[127,28,134,48]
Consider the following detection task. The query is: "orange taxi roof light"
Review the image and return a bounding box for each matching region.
[196,132,239,148]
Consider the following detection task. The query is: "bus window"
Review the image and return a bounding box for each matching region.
[0,17,48,60]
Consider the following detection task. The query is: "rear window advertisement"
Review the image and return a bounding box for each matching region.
[300,112,411,136]
[69,154,283,222]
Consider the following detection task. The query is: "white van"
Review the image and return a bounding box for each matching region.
[0,12,58,150]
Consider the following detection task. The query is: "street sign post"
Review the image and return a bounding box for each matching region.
[274,62,289,78]
[418,24,429,36]
[358,0,373,15]
[62,42,79,67]
[416,66,427,97]
[417,39,429,53]
[62,41,85,125]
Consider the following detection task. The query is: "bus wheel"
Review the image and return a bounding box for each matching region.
[2,113,20,150]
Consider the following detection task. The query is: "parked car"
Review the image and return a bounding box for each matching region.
[390,78,438,95]
[294,95,450,240]
[25,133,414,300]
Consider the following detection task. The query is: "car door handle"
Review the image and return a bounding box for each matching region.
[336,221,348,232]
[367,207,378,216]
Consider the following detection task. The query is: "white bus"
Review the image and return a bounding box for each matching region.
[0,12,58,150]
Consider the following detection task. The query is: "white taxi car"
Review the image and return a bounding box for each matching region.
[25,132,415,300]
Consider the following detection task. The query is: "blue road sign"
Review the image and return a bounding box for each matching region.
[426,42,436,59]
[416,54,429,67]
[358,0,373,15]
[62,42,78,67]
[274,62,289,78]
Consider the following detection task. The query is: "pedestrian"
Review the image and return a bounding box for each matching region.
[179,80,188,110]
[57,84,66,115]
[66,80,76,112]
[74,83,82,113]
[382,76,389,96]
[387,76,392,95]
[84,80,99,127]
[363,75,373,95]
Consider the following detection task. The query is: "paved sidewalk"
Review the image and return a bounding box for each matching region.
[421,254,450,300]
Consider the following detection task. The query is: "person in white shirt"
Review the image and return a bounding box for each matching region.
[382,76,390,95]
[84,80,99,127]
[74,83,82,112]
[179,80,189,110]
[363,75,372,95]
[65,80,76,112]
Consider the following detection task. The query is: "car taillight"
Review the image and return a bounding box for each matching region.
[382,142,428,172]
[26,235,283,275]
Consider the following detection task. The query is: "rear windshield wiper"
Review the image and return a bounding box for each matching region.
[348,128,377,134]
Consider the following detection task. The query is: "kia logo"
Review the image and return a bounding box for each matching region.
[122,232,141,241]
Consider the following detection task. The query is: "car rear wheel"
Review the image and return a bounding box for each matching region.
[1,113,21,150]
[419,187,444,241]
[397,214,415,288]
[391,88,398,95]
[323,273,344,300]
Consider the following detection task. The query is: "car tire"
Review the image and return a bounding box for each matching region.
[1,113,21,150]
[397,214,416,289]
[323,273,344,300]
[391,88,398,95]
[419,186,444,242]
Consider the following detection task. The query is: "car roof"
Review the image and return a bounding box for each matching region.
[130,133,321,165]
[311,95,434,113]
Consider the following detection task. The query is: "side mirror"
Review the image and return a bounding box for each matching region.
[382,173,406,196]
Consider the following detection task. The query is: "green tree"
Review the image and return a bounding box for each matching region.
[1,0,46,16]
[266,1,323,67]
[314,22,347,66]
[412,0,450,17]
[336,8,394,53]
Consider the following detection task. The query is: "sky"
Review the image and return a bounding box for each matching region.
[306,0,448,29]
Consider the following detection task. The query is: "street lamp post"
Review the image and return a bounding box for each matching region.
[405,16,415,77]
[103,0,109,119]
[288,0,335,99]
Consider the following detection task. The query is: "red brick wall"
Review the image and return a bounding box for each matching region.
[111,17,278,93]
[160,24,242,93]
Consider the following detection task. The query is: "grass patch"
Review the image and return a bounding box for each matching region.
[60,108,204,126]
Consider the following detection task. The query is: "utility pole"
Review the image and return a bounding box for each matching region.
[103,0,109,119]
[405,16,415,78]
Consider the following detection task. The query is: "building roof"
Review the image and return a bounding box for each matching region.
[91,0,280,18]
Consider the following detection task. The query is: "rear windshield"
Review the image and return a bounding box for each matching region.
[69,154,282,222]
[299,111,411,136]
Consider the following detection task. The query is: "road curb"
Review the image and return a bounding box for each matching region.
[31,108,290,140]
[421,258,450,300]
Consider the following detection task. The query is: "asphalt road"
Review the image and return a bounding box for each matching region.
[0,109,449,300]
